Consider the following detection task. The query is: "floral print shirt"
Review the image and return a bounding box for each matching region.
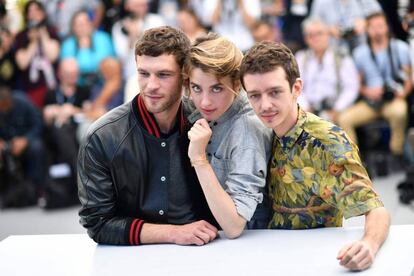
[268,108,383,229]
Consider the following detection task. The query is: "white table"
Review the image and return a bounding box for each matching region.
[0,225,413,276]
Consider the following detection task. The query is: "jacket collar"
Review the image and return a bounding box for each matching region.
[134,94,185,138]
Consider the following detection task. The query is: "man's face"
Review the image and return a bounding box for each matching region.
[127,0,148,18]
[59,63,79,87]
[367,16,389,43]
[244,67,302,137]
[136,54,183,115]
[304,24,330,53]
[253,24,275,42]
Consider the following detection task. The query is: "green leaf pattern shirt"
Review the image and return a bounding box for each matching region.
[268,109,383,229]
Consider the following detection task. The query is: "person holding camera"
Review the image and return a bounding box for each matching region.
[206,0,261,52]
[338,12,412,158]
[295,18,359,123]
[60,9,115,91]
[111,0,165,79]
[0,85,45,201]
[310,0,382,52]
[14,0,60,108]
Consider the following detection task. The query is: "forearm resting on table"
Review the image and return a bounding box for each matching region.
[140,223,178,244]
[140,221,218,246]
[194,163,246,239]
[362,207,390,254]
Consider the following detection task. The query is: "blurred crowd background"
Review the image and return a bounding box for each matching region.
[0,0,414,210]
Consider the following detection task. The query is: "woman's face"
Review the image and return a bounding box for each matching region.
[178,11,198,33]
[189,68,238,122]
[72,12,93,37]
[27,3,45,23]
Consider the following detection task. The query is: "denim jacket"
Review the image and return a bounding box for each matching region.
[188,92,273,221]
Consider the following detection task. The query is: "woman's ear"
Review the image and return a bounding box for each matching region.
[183,78,191,97]
[233,80,241,95]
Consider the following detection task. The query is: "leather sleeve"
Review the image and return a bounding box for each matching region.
[77,133,144,245]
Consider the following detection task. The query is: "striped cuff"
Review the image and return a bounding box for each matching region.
[128,219,145,245]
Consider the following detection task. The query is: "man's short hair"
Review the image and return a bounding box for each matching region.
[301,17,329,33]
[366,12,387,24]
[240,41,300,89]
[135,26,191,69]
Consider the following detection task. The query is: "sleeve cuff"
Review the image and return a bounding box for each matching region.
[126,218,145,245]
[233,195,262,222]
[343,197,384,219]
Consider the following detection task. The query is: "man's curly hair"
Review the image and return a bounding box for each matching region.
[135,26,191,69]
[240,42,300,89]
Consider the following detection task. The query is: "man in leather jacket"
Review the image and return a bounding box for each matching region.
[77,26,218,246]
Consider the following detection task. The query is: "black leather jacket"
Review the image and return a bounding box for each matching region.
[78,95,216,245]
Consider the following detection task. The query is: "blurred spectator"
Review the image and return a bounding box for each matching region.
[338,12,412,157]
[14,0,60,108]
[0,85,45,193]
[100,0,125,34]
[186,0,211,28]
[157,0,181,27]
[207,0,261,52]
[0,26,18,89]
[43,58,89,128]
[60,10,115,90]
[251,19,281,43]
[89,57,123,113]
[177,8,206,43]
[403,0,414,81]
[378,0,408,42]
[0,1,6,26]
[77,57,123,142]
[280,0,313,53]
[296,18,359,123]
[43,58,89,188]
[402,0,414,37]
[39,0,104,39]
[261,0,284,22]
[0,0,22,36]
[112,0,165,79]
[310,0,382,52]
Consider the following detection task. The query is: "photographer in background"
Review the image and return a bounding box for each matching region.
[338,12,412,161]
[310,0,382,52]
[14,0,60,108]
[0,26,18,89]
[0,85,45,205]
[14,1,60,108]
[207,0,261,52]
[112,0,164,79]
[296,18,359,123]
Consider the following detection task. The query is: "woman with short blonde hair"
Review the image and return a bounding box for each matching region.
[184,33,272,238]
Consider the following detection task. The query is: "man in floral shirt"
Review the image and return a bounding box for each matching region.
[240,41,390,271]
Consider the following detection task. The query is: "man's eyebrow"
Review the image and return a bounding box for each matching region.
[157,70,175,73]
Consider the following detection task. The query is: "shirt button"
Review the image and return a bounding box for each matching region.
[161,142,166,147]
[207,153,211,157]
[213,122,218,126]
[161,176,166,181]
[159,210,164,215]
